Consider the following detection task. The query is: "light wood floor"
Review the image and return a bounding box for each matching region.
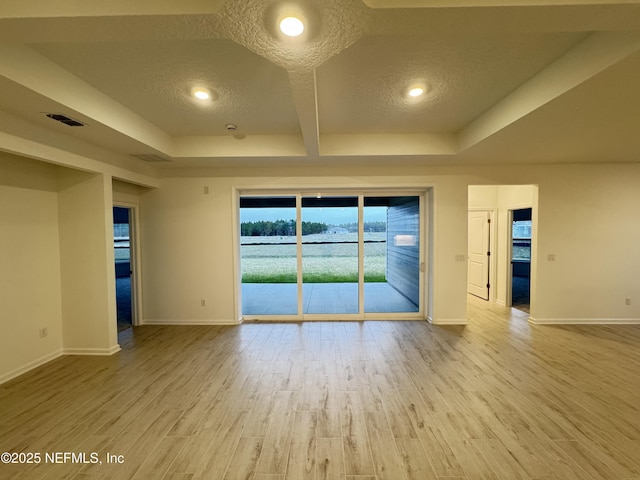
[1,296,640,480]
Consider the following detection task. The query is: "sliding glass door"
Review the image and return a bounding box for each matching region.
[240,192,423,319]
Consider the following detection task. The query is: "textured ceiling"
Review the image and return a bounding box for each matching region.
[32,39,301,136]
[1,0,640,169]
[316,32,587,134]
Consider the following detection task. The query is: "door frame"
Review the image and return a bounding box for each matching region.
[113,202,142,326]
[235,188,428,322]
[506,208,515,308]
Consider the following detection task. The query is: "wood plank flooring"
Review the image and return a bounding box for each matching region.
[1,296,640,480]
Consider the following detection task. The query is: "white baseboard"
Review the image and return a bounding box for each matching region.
[529,316,640,325]
[142,318,239,326]
[63,345,121,355]
[0,349,63,385]
[427,317,469,325]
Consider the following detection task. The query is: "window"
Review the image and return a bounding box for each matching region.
[512,219,531,261]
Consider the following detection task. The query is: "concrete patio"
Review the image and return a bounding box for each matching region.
[241,282,419,316]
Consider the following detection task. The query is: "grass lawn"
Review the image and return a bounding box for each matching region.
[241,234,386,283]
[114,247,130,261]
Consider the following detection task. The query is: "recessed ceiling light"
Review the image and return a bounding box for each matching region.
[280,16,305,37]
[408,86,425,97]
[193,89,210,100]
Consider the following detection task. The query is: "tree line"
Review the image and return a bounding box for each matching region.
[241,220,327,236]
[338,221,386,233]
[241,219,387,236]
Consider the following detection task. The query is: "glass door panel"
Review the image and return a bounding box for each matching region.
[364,196,420,313]
[240,196,297,315]
[301,196,359,314]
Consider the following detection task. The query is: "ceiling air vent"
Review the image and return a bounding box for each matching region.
[45,113,85,127]
[130,153,172,163]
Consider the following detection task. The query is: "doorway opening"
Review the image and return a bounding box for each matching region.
[239,192,423,320]
[113,206,133,331]
[468,185,537,313]
[510,208,532,313]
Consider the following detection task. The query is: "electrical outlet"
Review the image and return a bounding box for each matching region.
[547,254,556,261]
[38,327,48,338]
[625,297,631,306]
[201,299,207,307]
[455,254,466,262]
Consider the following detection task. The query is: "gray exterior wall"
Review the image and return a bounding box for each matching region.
[386,197,420,307]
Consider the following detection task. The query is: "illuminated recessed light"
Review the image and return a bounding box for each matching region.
[408,86,425,97]
[280,16,305,37]
[193,89,210,100]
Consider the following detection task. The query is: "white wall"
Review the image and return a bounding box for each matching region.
[432,180,469,323]
[0,154,63,383]
[534,166,640,323]
[139,178,238,323]
[140,164,640,326]
[58,171,119,353]
[139,175,470,325]
[113,179,144,205]
[468,185,498,210]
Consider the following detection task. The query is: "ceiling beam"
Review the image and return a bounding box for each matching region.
[320,133,457,157]
[0,129,160,187]
[458,30,640,151]
[173,135,306,159]
[0,44,174,156]
[0,0,226,18]
[288,70,321,159]
[364,0,640,7]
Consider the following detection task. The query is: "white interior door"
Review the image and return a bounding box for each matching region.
[467,210,490,300]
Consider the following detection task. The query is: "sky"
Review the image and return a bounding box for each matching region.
[241,207,387,224]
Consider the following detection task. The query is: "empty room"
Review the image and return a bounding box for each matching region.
[1,1,640,479]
